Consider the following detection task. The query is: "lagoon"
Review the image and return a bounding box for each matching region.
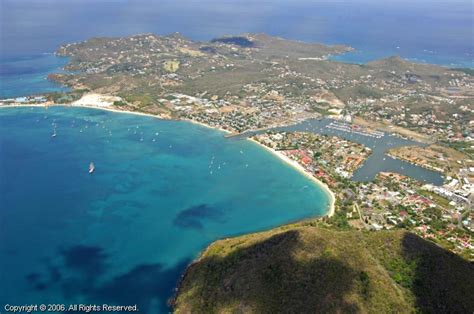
[235,118,444,186]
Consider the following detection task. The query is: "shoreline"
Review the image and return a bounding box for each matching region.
[248,138,336,217]
[0,103,232,133]
[0,102,336,217]
[386,152,445,175]
[72,103,235,135]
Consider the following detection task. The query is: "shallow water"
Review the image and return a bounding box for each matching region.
[0,106,330,312]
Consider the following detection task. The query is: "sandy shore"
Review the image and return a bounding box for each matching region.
[248,138,336,217]
[0,101,232,133]
[1,101,336,217]
[0,104,50,108]
[71,93,122,107]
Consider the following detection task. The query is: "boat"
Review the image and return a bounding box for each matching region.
[89,162,95,174]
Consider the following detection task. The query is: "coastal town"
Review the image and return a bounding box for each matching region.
[1,33,473,260]
[253,130,473,260]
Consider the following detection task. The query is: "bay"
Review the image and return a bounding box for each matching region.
[0,106,330,312]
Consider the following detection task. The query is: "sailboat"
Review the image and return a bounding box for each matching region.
[51,124,57,138]
[89,162,95,174]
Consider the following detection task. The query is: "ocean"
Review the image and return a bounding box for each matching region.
[0,106,329,312]
[0,54,70,99]
[1,0,473,68]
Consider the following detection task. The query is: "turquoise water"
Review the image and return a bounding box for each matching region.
[0,54,70,99]
[0,106,329,312]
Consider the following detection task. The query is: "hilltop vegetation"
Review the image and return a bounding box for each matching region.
[174,223,474,313]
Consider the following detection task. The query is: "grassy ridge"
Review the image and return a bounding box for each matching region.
[174,223,474,313]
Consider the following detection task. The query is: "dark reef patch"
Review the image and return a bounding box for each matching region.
[92,260,190,313]
[26,244,190,313]
[25,272,49,291]
[25,272,42,283]
[60,245,108,279]
[47,264,62,283]
[174,204,225,229]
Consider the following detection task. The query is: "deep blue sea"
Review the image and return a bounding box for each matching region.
[0,54,70,99]
[0,106,329,312]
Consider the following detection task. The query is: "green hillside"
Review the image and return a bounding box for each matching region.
[173,223,474,313]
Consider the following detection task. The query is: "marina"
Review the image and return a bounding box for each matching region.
[233,118,444,185]
[325,121,384,139]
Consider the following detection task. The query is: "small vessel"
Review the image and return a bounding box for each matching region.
[89,162,95,174]
[51,125,57,138]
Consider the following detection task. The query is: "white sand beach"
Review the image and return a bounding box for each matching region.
[248,138,336,217]
[71,93,122,107]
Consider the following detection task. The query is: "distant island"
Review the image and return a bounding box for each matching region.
[1,32,473,312]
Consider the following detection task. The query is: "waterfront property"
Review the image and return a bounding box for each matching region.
[241,118,444,185]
